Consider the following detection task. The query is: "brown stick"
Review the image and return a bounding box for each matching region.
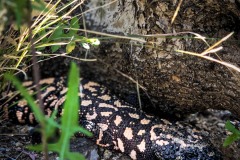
[27,1,48,159]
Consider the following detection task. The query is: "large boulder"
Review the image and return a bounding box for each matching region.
[80,0,240,117]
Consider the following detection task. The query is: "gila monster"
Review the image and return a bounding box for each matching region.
[0,77,222,160]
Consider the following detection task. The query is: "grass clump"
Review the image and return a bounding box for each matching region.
[0,0,100,80]
[1,1,99,159]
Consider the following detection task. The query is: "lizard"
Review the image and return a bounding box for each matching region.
[0,76,222,160]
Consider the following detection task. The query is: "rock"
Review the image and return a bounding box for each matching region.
[80,0,240,117]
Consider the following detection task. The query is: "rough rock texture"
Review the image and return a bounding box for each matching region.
[186,110,240,160]
[81,0,240,117]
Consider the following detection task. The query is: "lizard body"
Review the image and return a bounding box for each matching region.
[0,77,222,160]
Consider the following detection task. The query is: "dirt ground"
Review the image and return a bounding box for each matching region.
[1,109,239,160]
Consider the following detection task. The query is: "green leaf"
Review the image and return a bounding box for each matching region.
[66,41,75,53]
[49,26,63,41]
[68,17,79,36]
[37,29,48,51]
[66,152,85,160]
[70,17,80,29]
[45,110,60,137]
[58,63,80,158]
[225,120,240,134]
[49,25,64,52]
[223,133,240,147]
[4,74,45,124]
[13,0,29,28]
[51,45,61,52]
[71,126,92,137]
[224,120,240,147]
[28,144,43,151]
[26,63,90,160]
[37,29,47,42]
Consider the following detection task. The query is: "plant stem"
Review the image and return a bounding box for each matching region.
[27,1,49,159]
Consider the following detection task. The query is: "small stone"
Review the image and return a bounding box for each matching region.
[15,142,22,147]
[88,149,99,160]
[103,149,112,159]
[217,122,225,128]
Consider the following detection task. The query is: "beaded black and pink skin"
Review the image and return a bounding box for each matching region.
[1,77,222,160]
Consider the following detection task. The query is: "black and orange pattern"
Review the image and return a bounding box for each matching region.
[1,77,222,160]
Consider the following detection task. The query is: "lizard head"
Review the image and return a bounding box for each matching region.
[151,140,222,160]
[150,124,222,159]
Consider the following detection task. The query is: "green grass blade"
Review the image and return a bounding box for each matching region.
[59,62,80,159]
[4,74,45,124]
[66,152,85,160]
[223,133,240,147]
[225,120,240,133]
[72,126,92,137]
[224,120,240,147]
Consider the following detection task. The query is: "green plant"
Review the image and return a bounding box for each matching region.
[0,0,100,79]
[5,62,92,160]
[223,120,240,147]
[36,16,100,53]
